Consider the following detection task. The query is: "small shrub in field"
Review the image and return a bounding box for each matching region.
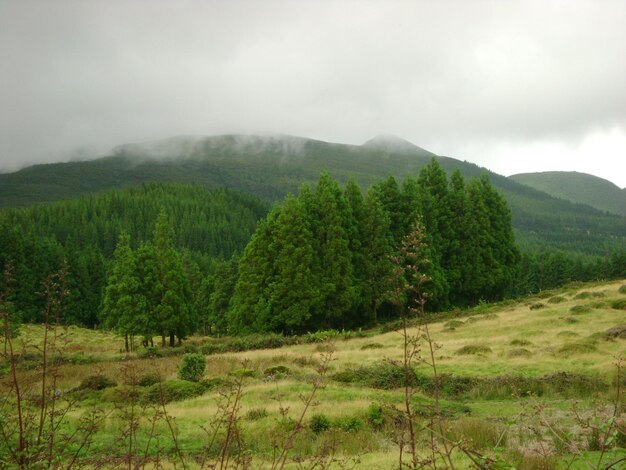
[445,418,506,450]
[367,402,384,428]
[570,304,592,314]
[455,344,492,355]
[508,348,532,358]
[444,320,464,329]
[331,362,416,389]
[509,339,532,346]
[142,380,205,403]
[80,374,116,390]
[575,291,605,299]
[138,372,163,387]
[548,296,565,304]
[178,353,206,382]
[529,302,545,310]
[556,330,579,337]
[245,408,268,421]
[606,324,626,339]
[101,385,143,402]
[229,368,256,378]
[263,365,291,377]
[589,300,608,308]
[564,316,579,324]
[200,343,228,355]
[557,340,597,357]
[619,285,626,294]
[335,416,362,432]
[611,299,626,310]
[360,342,384,350]
[310,414,331,433]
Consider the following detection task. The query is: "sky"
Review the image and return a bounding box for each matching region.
[1,0,625,187]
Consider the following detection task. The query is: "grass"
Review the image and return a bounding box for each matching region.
[2,279,626,468]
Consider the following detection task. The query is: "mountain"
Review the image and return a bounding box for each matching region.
[510,171,626,217]
[1,134,625,257]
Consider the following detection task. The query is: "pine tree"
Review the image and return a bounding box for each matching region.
[101,232,146,352]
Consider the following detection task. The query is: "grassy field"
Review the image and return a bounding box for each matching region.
[2,280,626,469]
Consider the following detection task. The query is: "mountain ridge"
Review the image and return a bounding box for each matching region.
[1,133,624,257]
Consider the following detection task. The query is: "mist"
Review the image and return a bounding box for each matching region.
[0,0,625,186]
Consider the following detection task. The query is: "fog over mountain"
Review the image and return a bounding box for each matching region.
[0,0,625,186]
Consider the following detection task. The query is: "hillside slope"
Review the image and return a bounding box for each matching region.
[511,171,626,217]
[1,134,625,256]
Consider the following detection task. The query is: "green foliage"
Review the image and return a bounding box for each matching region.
[177,353,206,382]
[262,365,291,377]
[310,414,331,434]
[138,372,163,387]
[367,402,384,428]
[619,285,626,294]
[548,296,566,304]
[331,362,417,389]
[79,374,117,390]
[509,339,532,346]
[142,379,206,403]
[570,304,592,314]
[245,408,268,421]
[611,299,626,310]
[455,344,492,355]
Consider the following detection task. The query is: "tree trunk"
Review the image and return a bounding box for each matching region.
[161,334,166,348]
[169,333,175,348]
[124,334,129,353]
[177,337,182,346]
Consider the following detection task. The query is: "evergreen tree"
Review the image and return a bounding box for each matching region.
[101,232,146,352]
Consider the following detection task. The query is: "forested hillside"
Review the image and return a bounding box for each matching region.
[511,171,626,217]
[0,183,268,327]
[1,134,624,257]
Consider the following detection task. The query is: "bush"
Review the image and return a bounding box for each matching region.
[455,344,492,355]
[79,374,116,390]
[138,372,163,387]
[606,324,626,339]
[508,348,532,358]
[101,385,143,403]
[509,339,532,346]
[178,353,206,382]
[619,285,626,295]
[570,304,592,314]
[229,368,256,378]
[367,402,384,428]
[142,380,206,403]
[310,414,331,433]
[548,296,565,304]
[444,320,464,329]
[360,343,384,350]
[557,340,597,357]
[529,302,545,310]
[245,408,268,421]
[263,365,291,377]
[331,362,416,389]
[611,299,626,310]
[335,416,362,432]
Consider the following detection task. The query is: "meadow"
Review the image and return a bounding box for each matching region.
[2,279,626,469]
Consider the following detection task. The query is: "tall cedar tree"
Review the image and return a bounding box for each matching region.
[101,232,147,352]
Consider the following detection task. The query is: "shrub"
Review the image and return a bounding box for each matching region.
[529,302,545,310]
[245,408,268,421]
[138,372,163,387]
[101,385,143,402]
[444,320,464,329]
[565,316,579,324]
[310,414,331,433]
[79,374,116,390]
[570,304,592,314]
[360,342,384,350]
[611,299,626,310]
[557,340,597,357]
[331,362,416,389]
[229,368,256,378]
[509,339,532,346]
[445,418,506,450]
[548,296,565,304]
[508,348,532,358]
[142,380,205,404]
[367,402,384,428]
[455,344,492,355]
[606,324,626,339]
[335,416,362,432]
[575,291,605,299]
[619,285,626,294]
[178,353,206,382]
[263,365,291,377]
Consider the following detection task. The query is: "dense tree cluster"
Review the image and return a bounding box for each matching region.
[205,161,521,334]
[0,183,267,327]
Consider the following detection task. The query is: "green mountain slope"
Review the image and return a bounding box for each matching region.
[1,134,625,256]
[510,171,626,217]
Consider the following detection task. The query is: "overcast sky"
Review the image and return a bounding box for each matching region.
[1,0,625,187]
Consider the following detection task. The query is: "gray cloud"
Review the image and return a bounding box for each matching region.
[1,0,625,186]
